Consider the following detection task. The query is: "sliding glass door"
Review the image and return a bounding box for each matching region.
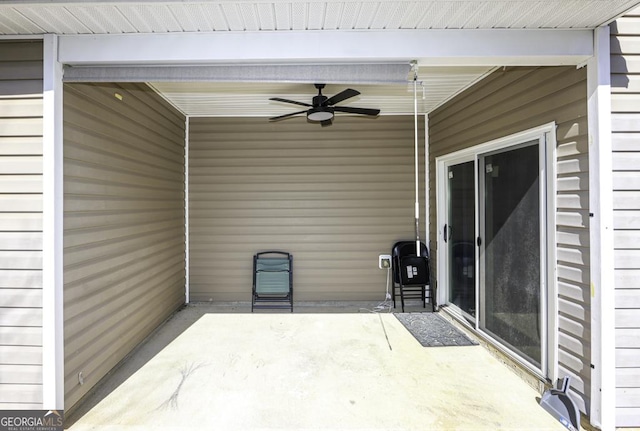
[437,128,550,374]
[446,160,476,317]
[479,142,542,367]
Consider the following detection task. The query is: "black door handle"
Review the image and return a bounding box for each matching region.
[444,224,452,242]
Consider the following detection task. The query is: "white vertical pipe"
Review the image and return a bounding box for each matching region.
[413,69,420,256]
[587,25,615,430]
[185,116,190,304]
[42,34,64,410]
[424,115,430,251]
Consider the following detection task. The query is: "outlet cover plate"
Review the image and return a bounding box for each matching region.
[379,254,392,269]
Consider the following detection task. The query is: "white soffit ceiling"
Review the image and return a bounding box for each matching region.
[148,66,494,116]
[1,1,639,34]
[5,1,638,117]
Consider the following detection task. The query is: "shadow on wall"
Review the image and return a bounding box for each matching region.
[1,80,43,96]
[609,21,630,90]
[0,40,43,97]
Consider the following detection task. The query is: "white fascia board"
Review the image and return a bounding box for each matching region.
[0,35,44,40]
[58,29,593,67]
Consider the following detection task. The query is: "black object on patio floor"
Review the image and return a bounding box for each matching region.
[394,313,478,347]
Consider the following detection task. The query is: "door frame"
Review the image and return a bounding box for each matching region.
[435,122,558,381]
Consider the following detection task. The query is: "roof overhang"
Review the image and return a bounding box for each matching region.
[1,1,639,34]
[6,0,629,116]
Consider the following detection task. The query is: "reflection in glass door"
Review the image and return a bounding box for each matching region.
[479,142,542,367]
[446,161,476,317]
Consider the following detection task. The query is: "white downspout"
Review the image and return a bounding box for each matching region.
[425,115,430,251]
[42,34,65,410]
[413,63,420,255]
[185,116,190,304]
[587,25,615,430]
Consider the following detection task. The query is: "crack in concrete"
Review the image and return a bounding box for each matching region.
[158,362,207,411]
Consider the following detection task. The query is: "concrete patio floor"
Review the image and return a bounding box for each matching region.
[66,302,568,430]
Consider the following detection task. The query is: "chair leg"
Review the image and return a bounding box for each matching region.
[400,287,405,312]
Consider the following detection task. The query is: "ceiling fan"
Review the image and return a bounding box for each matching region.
[269,83,381,126]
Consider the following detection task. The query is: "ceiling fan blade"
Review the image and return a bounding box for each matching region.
[333,106,380,116]
[269,110,308,121]
[324,88,360,106]
[269,97,312,107]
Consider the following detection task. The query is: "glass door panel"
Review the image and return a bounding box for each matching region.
[479,142,541,367]
[446,161,476,316]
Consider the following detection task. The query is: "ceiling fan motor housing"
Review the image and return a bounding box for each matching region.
[313,94,328,107]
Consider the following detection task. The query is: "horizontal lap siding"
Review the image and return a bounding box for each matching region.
[0,40,43,410]
[429,66,591,412]
[189,116,424,301]
[611,7,640,427]
[63,83,186,411]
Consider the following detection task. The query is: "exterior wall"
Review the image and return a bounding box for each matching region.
[610,6,640,427]
[429,66,591,413]
[189,115,425,302]
[0,40,44,410]
[63,83,186,410]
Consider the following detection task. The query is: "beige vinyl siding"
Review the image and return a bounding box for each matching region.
[63,82,186,410]
[429,66,591,412]
[611,6,640,427]
[0,40,43,410]
[189,116,424,302]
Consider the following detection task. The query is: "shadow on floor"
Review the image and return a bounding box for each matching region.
[64,304,205,427]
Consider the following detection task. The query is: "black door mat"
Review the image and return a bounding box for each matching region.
[394,313,478,347]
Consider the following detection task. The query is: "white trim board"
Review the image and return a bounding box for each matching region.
[587,25,615,431]
[42,34,65,410]
[57,29,593,67]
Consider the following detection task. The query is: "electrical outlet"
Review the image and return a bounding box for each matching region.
[378,254,391,269]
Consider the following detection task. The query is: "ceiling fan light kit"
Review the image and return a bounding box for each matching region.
[307,107,334,122]
[269,83,380,126]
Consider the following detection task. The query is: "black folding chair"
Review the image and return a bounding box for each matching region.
[391,241,436,312]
